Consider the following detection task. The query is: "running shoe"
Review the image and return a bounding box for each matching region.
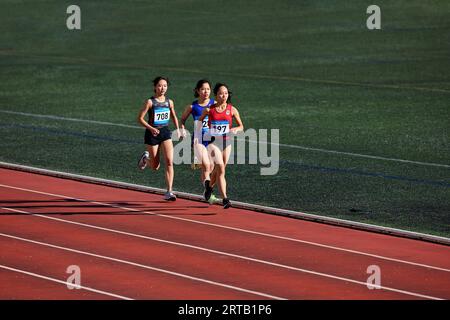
[164,191,177,201]
[203,180,212,201]
[223,198,231,209]
[208,194,218,205]
[138,151,149,170]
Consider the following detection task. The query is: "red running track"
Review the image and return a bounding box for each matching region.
[0,168,449,300]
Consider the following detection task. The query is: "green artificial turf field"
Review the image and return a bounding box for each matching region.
[1,0,449,236]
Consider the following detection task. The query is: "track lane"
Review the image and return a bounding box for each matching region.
[1,168,448,271]
[0,168,449,299]
[0,233,277,300]
[1,183,450,298]
[0,196,446,297]
[0,268,117,300]
[0,210,424,300]
[1,198,449,299]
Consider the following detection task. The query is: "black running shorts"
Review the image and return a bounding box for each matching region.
[144,126,172,146]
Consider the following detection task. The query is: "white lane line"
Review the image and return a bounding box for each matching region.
[0,207,445,300]
[1,183,449,273]
[0,110,139,129]
[0,231,285,300]
[245,139,450,169]
[1,109,448,168]
[0,264,133,300]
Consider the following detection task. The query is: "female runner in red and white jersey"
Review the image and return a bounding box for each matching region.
[196,83,244,209]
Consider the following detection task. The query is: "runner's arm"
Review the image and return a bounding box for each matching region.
[137,100,154,129]
[169,99,180,130]
[180,104,193,132]
[231,106,244,134]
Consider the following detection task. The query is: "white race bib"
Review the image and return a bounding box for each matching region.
[154,108,170,125]
[210,120,230,136]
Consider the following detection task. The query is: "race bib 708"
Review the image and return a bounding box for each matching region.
[154,108,170,125]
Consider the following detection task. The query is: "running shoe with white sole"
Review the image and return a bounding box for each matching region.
[164,191,177,201]
[138,151,149,170]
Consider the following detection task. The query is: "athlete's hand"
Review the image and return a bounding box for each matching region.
[193,137,199,145]
[176,128,183,140]
[230,128,239,135]
[150,127,160,136]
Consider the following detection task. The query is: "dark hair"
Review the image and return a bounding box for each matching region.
[193,79,212,97]
[152,76,170,87]
[213,82,232,103]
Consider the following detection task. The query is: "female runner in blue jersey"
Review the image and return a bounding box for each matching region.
[137,76,181,201]
[180,79,218,203]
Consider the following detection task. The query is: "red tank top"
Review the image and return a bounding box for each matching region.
[208,104,233,138]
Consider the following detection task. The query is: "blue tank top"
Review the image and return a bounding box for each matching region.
[191,99,215,133]
[149,97,170,127]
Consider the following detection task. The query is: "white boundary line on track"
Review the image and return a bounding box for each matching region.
[1,109,449,169]
[0,161,449,247]
[0,264,133,300]
[1,182,450,272]
[0,110,139,129]
[0,212,443,300]
[0,230,285,300]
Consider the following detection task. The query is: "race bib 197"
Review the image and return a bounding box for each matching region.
[210,120,230,136]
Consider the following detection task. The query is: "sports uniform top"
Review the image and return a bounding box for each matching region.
[148,97,171,128]
[191,98,215,134]
[208,104,233,139]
